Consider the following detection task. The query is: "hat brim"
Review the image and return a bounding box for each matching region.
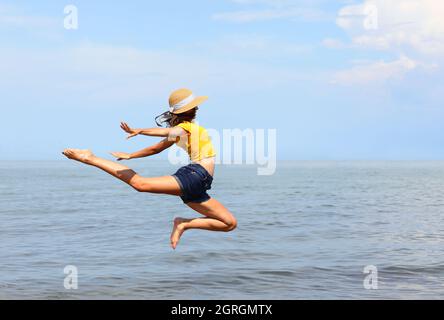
[171,96,208,114]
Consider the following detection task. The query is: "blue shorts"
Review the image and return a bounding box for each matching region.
[172,163,213,204]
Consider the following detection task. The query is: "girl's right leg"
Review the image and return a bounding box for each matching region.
[62,149,182,196]
[170,198,237,249]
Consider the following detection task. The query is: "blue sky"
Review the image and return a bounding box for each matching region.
[1,0,443,160]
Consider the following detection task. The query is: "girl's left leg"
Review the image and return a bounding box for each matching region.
[170,198,237,249]
[62,149,181,195]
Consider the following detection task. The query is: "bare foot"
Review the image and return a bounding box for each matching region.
[62,149,95,164]
[170,217,189,250]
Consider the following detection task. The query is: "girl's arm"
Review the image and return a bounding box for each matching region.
[120,122,187,140]
[121,122,171,138]
[111,138,175,161]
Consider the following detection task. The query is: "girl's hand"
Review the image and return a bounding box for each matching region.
[110,152,132,161]
[120,122,141,140]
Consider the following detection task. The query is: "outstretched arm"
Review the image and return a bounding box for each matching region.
[111,138,175,161]
[121,122,171,139]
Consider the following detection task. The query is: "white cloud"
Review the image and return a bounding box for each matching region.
[332,55,418,85]
[196,34,312,57]
[213,0,334,23]
[0,3,318,105]
[212,7,327,23]
[0,5,57,28]
[230,0,290,5]
[0,43,311,106]
[322,38,347,49]
[331,1,444,87]
[336,0,444,55]
[229,0,341,7]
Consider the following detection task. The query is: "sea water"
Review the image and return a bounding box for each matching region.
[0,160,443,299]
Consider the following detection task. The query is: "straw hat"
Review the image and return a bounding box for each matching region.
[168,88,208,114]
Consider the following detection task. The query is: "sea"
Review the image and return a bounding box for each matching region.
[1,160,443,299]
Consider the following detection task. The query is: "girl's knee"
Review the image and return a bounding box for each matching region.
[131,176,151,192]
[225,215,237,231]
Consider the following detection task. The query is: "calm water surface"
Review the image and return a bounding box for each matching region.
[1,161,443,299]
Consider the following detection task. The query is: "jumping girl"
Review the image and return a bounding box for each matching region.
[62,88,237,249]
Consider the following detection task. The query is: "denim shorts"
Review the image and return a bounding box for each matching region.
[172,163,213,204]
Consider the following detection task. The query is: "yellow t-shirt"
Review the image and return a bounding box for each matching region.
[175,122,216,162]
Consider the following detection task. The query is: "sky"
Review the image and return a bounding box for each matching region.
[0,0,443,160]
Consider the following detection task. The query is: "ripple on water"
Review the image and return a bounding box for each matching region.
[1,161,444,299]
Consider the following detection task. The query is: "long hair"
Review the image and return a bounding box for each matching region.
[169,107,198,127]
